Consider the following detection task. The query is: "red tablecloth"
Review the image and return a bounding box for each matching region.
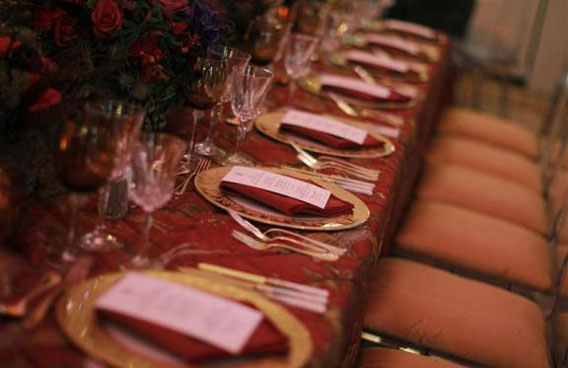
[0,42,451,368]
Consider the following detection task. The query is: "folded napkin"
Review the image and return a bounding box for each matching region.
[321,84,410,103]
[99,309,288,363]
[280,124,382,149]
[348,59,421,78]
[220,179,354,217]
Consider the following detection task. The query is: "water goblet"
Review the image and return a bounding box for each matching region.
[284,33,318,100]
[54,106,117,262]
[78,100,144,252]
[222,65,274,166]
[128,133,187,267]
[182,56,228,169]
[194,46,251,157]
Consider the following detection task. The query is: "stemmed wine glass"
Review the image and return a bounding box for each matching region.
[79,100,144,251]
[246,17,284,68]
[54,105,117,262]
[284,33,318,100]
[194,46,251,157]
[182,56,228,168]
[222,65,274,166]
[128,133,186,267]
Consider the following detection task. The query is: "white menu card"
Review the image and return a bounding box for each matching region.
[222,166,331,209]
[96,273,263,353]
[320,74,391,99]
[384,19,436,39]
[346,50,409,73]
[365,34,420,55]
[282,109,368,144]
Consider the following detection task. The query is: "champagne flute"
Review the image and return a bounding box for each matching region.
[284,33,318,100]
[194,46,251,157]
[54,106,117,262]
[182,56,228,170]
[78,100,144,251]
[128,133,186,267]
[222,65,274,166]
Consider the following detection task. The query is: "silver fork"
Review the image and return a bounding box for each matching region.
[232,230,339,261]
[174,157,212,195]
[228,210,346,257]
[290,141,380,181]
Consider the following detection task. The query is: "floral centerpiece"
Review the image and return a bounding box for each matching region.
[1,0,235,128]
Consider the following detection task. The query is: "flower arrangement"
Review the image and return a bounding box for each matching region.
[1,0,235,127]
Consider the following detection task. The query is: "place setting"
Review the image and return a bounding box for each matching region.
[360,18,449,45]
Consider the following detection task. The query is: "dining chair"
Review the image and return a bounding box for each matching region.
[357,346,469,368]
[362,257,552,368]
[553,312,568,367]
[431,71,568,195]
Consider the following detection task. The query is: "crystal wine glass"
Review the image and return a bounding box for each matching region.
[54,106,117,262]
[182,56,228,169]
[78,99,144,251]
[194,46,251,157]
[284,33,318,100]
[128,133,186,267]
[246,17,284,68]
[222,65,274,166]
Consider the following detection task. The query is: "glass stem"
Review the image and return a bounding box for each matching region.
[288,78,297,101]
[139,212,153,258]
[234,123,249,156]
[62,193,79,262]
[187,109,200,162]
[96,183,110,231]
[205,105,221,144]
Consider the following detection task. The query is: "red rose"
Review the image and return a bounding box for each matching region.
[142,63,168,83]
[33,10,55,31]
[28,88,62,113]
[156,0,188,14]
[91,0,123,37]
[0,37,21,58]
[171,21,188,37]
[131,32,163,62]
[54,16,77,47]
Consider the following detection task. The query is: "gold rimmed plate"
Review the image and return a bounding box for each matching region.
[360,19,448,45]
[255,109,395,158]
[343,33,441,63]
[329,51,429,83]
[298,73,415,110]
[195,166,370,231]
[56,271,313,368]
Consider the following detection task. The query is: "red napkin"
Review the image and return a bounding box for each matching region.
[321,84,410,103]
[99,309,288,364]
[280,124,382,149]
[220,180,354,217]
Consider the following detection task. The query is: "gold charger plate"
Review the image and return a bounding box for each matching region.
[255,108,395,158]
[344,33,441,63]
[56,271,313,368]
[298,73,415,110]
[360,19,448,45]
[328,51,428,83]
[195,166,370,231]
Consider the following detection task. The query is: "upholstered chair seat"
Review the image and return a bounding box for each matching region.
[364,258,551,368]
[437,107,539,159]
[418,163,549,235]
[358,347,467,368]
[396,200,553,291]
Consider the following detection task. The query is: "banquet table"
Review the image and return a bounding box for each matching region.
[0,40,451,368]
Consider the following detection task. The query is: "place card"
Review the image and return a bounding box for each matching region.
[222,166,331,209]
[320,74,391,99]
[384,19,436,39]
[282,109,368,144]
[96,273,263,353]
[365,34,420,55]
[346,50,409,73]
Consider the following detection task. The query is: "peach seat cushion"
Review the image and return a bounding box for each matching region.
[418,163,549,235]
[554,313,568,365]
[358,347,467,368]
[396,200,553,291]
[437,107,539,159]
[556,245,568,296]
[364,258,550,368]
[427,136,542,192]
